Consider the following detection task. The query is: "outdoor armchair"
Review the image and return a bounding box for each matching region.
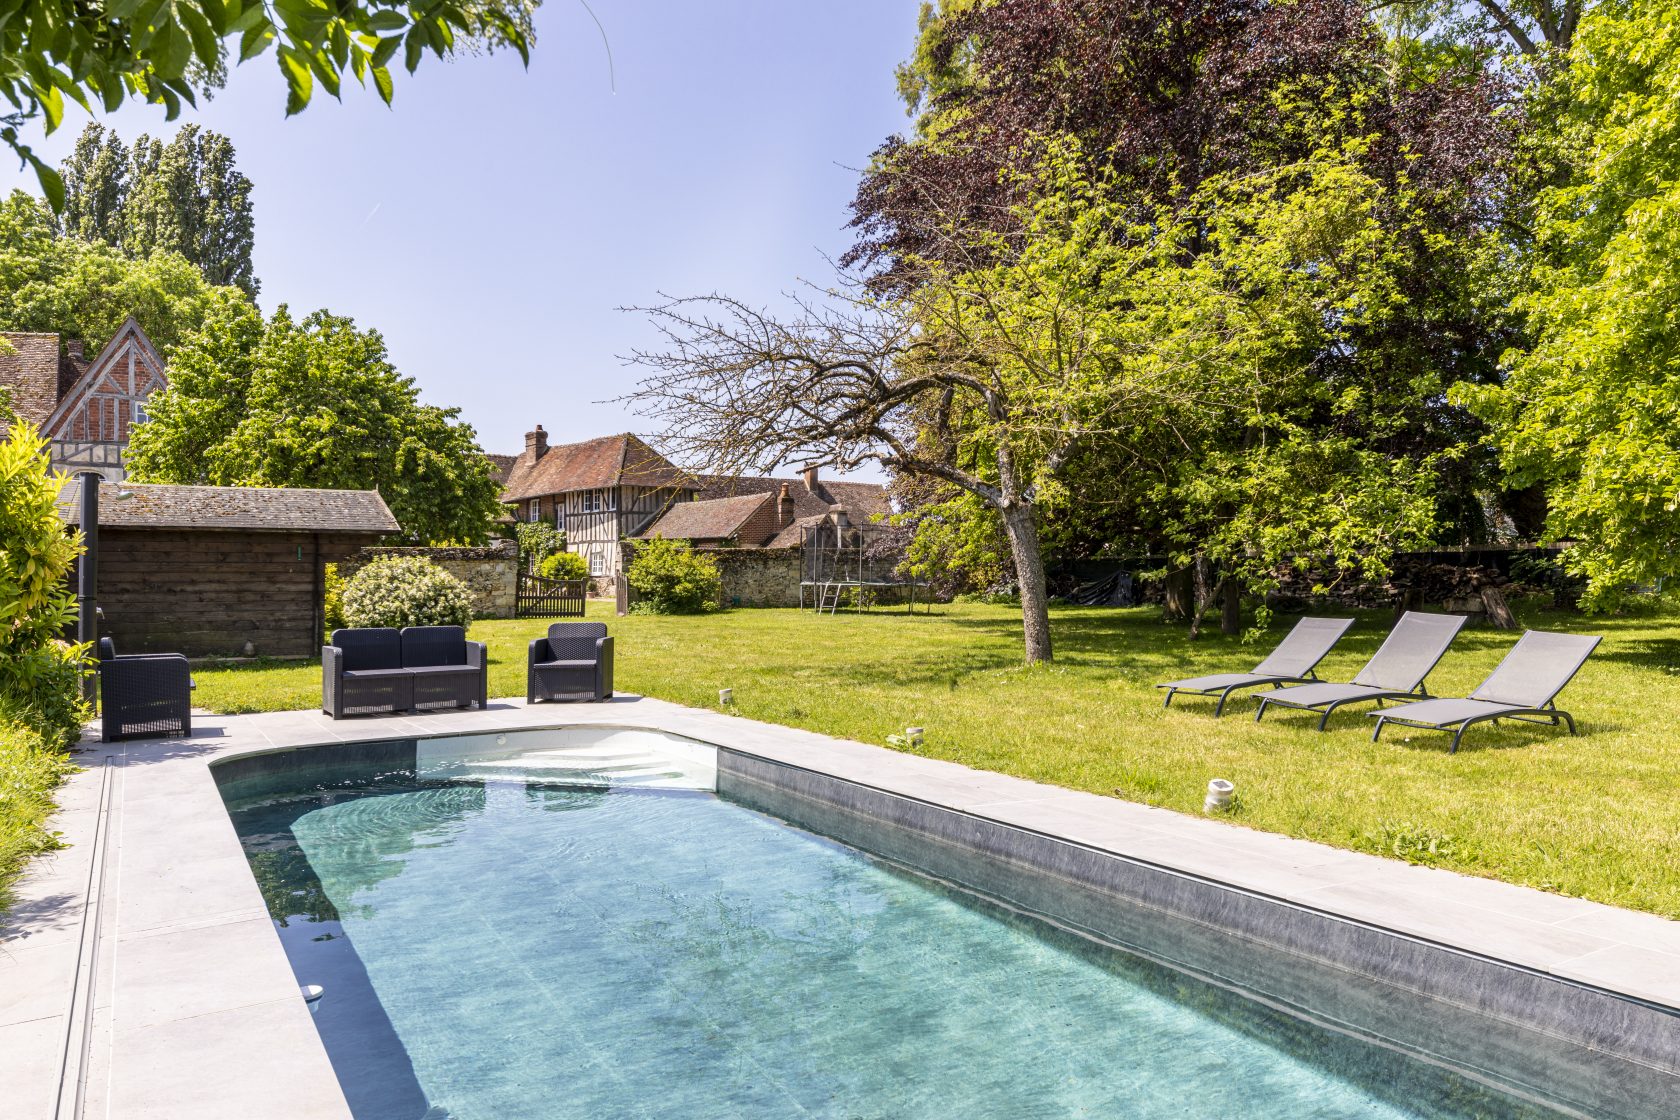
[528,622,614,703]
[1158,616,1354,716]
[1369,629,1602,753]
[98,636,194,741]
[1251,611,1467,730]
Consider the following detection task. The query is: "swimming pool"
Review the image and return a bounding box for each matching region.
[214,731,1605,1120]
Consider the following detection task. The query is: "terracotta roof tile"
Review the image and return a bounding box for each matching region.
[57,481,400,533]
[0,332,64,431]
[696,474,891,523]
[500,433,696,501]
[638,492,772,541]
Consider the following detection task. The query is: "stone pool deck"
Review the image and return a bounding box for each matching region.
[4,694,1679,1118]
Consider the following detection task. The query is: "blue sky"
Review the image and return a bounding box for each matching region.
[0,2,918,473]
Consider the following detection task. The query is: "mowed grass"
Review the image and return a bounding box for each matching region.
[191,598,1680,918]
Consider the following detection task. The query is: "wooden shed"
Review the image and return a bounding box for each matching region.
[58,482,399,659]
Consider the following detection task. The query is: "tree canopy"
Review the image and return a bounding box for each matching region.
[126,299,504,544]
[0,188,231,353]
[1457,0,1680,608]
[60,123,258,295]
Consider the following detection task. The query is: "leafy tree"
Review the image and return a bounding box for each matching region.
[850,0,1522,614]
[0,189,234,353]
[58,124,259,295]
[0,0,534,204]
[0,416,88,748]
[127,301,504,544]
[627,539,721,614]
[57,124,129,245]
[1457,0,1680,609]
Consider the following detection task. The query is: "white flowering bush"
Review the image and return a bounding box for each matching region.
[341,556,473,630]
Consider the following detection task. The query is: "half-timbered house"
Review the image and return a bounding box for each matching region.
[499,428,699,582]
[0,317,167,480]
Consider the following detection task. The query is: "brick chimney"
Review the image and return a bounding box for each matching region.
[65,339,84,362]
[777,482,795,527]
[525,424,549,460]
[801,464,819,493]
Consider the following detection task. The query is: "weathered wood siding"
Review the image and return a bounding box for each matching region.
[97,529,377,658]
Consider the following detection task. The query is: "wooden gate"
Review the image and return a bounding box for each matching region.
[516,573,587,618]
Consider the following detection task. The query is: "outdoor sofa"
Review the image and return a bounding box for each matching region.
[1158,616,1354,716]
[1369,629,1601,753]
[1251,611,1467,730]
[323,626,488,719]
[527,622,614,703]
[98,636,194,741]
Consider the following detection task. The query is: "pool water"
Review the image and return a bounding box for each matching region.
[227,772,1565,1120]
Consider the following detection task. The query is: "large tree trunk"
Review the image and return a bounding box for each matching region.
[1188,555,1216,640]
[1220,576,1241,636]
[1000,501,1053,664]
[1162,567,1193,621]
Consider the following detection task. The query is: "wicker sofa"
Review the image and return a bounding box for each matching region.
[527,622,614,703]
[98,636,194,741]
[323,626,488,719]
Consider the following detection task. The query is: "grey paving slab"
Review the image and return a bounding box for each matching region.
[0,1014,65,1119]
[1,690,1677,1119]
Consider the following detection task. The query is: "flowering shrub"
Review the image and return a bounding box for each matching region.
[538,550,589,581]
[341,556,473,630]
[626,538,720,614]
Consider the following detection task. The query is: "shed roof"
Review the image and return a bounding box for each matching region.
[638,492,772,542]
[57,481,400,534]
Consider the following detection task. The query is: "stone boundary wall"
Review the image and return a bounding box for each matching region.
[351,539,519,619]
[713,548,803,608]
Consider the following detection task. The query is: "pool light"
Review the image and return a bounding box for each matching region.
[1204,779,1235,814]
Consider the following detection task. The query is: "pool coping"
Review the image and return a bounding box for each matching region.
[3,694,1679,1118]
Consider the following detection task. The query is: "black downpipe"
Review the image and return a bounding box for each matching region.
[76,471,99,703]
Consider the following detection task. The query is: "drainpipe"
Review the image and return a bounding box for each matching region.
[76,471,99,702]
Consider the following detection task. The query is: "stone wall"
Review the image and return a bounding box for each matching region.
[354,539,519,619]
[713,548,803,608]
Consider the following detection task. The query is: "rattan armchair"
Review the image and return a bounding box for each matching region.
[527,622,613,703]
[98,637,194,741]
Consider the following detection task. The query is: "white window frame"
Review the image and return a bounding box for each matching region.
[132,399,148,424]
[588,550,606,576]
[528,500,541,523]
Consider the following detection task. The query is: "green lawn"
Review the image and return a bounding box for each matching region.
[191,599,1680,919]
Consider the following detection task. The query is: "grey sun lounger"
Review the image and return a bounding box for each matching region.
[1251,611,1467,730]
[1158,616,1354,716]
[1370,629,1602,753]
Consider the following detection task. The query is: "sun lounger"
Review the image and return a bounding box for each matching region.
[1370,630,1602,753]
[1251,611,1467,730]
[1158,616,1354,716]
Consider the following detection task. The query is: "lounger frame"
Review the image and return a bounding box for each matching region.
[1253,612,1467,730]
[1162,670,1326,717]
[1369,630,1601,754]
[1372,702,1579,755]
